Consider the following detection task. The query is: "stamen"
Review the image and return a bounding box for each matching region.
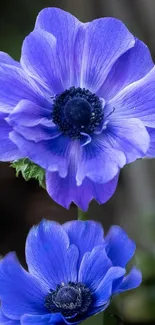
[45,282,92,317]
[52,87,104,139]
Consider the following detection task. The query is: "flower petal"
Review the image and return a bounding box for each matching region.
[146,127,155,157]
[26,220,79,290]
[105,226,136,267]
[21,29,64,94]
[21,313,63,325]
[9,99,51,127]
[78,246,112,291]
[0,253,47,320]
[10,131,70,177]
[8,100,60,142]
[0,52,20,67]
[0,63,47,113]
[93,267,125,307]
[106,66,155,127]
[0,310,20,324]
[98,39,154,100]
[76,134,126,186]
[11,125,61,142]
[35,7,82,89]
[76,17,135,92]
[105,118,150,163]
[115,267,142,293]
[0,119,23,161]
[63,221,104,266]
[46,170,119,211]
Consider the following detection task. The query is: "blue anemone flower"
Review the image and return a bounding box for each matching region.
[0,220,141,324]
[0,8,155,210]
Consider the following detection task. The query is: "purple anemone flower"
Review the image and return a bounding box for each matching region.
[0,220,141,324]
[0,8,155,210]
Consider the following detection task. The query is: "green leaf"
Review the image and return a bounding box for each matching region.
[11,158,45,188]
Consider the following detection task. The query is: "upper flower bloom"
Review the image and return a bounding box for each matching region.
[0,8,155,210]
[0,220,141,324]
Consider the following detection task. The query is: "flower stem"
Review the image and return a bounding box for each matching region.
[77,208,88,221]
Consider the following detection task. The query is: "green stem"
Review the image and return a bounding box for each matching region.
[77,208,89,221]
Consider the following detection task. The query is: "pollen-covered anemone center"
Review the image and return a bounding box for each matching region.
[45,282,92,317]
[52,87,104,139]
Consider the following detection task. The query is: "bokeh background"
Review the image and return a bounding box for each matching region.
[0,0,155,324]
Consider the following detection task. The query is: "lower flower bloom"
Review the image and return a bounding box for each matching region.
[0,220,142,324]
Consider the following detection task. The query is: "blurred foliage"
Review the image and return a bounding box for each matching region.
[83,313,104,325]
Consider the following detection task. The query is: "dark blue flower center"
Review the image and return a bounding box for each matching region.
[45,282,92,317]
[64,98,91,127]
[52,87,104,139]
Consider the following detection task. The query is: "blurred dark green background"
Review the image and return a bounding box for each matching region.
[1,0,155,324]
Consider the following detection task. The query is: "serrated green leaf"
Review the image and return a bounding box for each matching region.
[11,158,45,188]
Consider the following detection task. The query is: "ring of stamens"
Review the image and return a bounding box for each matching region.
[52,87,104,139]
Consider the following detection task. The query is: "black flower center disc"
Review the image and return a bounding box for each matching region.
[52,87,104,139]
[45,282,92,317]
